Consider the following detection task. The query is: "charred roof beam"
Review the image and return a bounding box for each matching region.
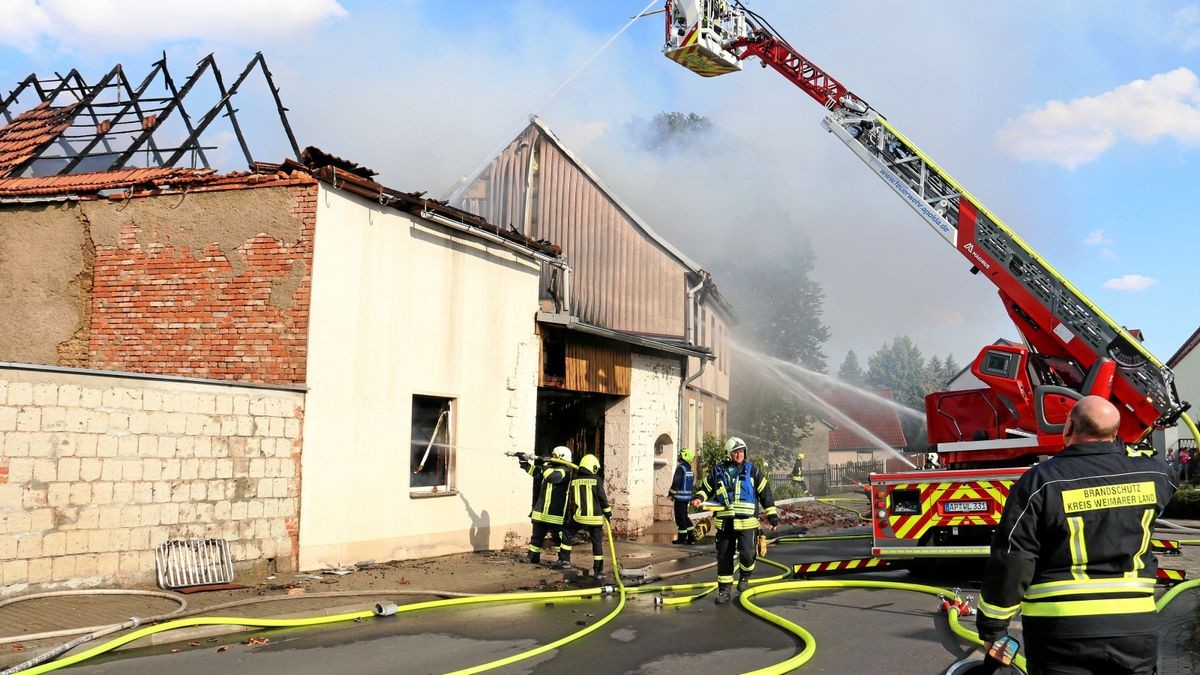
[108,55,216,170]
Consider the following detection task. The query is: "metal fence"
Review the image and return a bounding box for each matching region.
[770,460,882,497]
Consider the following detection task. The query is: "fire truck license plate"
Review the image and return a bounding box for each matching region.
[943,500,989,513]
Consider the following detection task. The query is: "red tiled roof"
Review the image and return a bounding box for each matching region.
[0,102,80,177]
[0,165,319,199]
[826,388,908,450]
[0,167,218,197]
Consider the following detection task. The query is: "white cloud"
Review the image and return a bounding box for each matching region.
[0,0,346,53]
[994,68,1200,168]
[1172,6,1200,51]
[1083,229,1113,246]
[1102,274,1159,291]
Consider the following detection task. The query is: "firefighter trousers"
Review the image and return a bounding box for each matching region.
[528,520,562,557]
[1024,632,1155,675]
[560,522,604,567]
[672,501,693,537]
[714,519,756,584]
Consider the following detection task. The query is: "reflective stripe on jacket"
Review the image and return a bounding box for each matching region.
[569,470,613,526]
[977,441,1176,641]
[693,459,777,530]
[531,465,570,525]
[669,461,694,501]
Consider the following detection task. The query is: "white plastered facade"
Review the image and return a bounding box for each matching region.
[605,352,681,530]
[299,186,541,570]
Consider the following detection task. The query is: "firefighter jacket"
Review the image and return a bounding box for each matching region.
[568,467,613,527]
[977,440,1176,642]
[529,461,571,526]
[668,460,694,502]
[693,459,777,530]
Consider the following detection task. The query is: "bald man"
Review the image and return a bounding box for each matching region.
[977,396,1177,674]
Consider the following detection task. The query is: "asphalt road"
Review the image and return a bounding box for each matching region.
[61,533,1200,674]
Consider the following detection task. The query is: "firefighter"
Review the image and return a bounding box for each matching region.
[691,436,778,604]
[669,447,696,544]
[518,445,573,565]
[976,396,1177,674]
[554,453,613,579]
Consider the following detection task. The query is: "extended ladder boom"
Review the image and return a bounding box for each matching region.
[663,0,1188,439]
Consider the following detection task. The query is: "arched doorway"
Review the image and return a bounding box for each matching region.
[653,433,675,521]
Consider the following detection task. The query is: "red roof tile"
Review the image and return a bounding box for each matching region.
[826,388,908,450]
[0,167,219,197]
[0,102,80,177]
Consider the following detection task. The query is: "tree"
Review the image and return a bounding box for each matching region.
[942,354,962,384]
[632,112,715,153]
[723,238,831,465]
[865,336,928,409]
[838,350,865,385]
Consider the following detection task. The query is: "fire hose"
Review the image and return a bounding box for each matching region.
[13,537,1200,673]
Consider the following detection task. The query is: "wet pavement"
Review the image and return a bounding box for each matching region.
[3,509,1199,673]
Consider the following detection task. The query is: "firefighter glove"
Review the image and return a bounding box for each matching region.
[767,514,780,527]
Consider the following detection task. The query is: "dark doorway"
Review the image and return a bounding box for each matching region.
[535,389,612,465]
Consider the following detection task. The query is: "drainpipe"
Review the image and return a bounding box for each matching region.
[678,273,709,450]
[419,209,571,313]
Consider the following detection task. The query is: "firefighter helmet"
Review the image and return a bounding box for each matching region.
[679,447,695,463]
[579,454,600,474]
[552,446,572,462]
[725,436,747,457]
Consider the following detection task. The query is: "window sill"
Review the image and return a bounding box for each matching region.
[410,489,458,499]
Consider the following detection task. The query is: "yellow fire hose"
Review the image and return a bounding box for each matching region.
[18,537,1200,674]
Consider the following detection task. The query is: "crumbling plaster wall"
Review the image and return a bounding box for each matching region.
[82,185,315,385]
[0,202,92,366]
[604,352,681,532]
[0,366,302,595]
[0,183,314,386]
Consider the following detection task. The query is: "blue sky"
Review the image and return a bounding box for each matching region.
[2,0,1197,369]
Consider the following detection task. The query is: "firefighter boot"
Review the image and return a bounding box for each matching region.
[593,560,604,581]
[715,583,733,605]
[552,551,571,570]
[737,573,750,593]
[528,551,540,565]
[685,530,696,545]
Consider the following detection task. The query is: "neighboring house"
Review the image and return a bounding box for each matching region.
[450,116,736,527]
[1154,326,1200,455]
[824,388,910,471]
[0,127,558,588]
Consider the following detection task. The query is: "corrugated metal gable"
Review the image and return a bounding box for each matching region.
[457,123,686,338]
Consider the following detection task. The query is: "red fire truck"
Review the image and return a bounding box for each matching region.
[663,0,1198,560]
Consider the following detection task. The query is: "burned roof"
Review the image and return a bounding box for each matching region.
[306,151,560,259]
[0,54,299,179]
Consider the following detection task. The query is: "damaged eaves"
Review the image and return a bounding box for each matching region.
[308,163,561,259]
[0,53,299,179]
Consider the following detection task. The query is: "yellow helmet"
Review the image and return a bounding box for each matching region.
[680,447,695,463]
[579,454,600,474]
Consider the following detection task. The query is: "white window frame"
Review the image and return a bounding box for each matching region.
[410,394,456,496]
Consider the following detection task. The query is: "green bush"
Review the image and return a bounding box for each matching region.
[1164,486,1200,520]
[697,432,728,477]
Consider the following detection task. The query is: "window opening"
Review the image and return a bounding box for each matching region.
[411,395,455,494]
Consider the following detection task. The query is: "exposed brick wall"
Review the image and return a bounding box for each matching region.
[86,183,316,386]
[0,368,303,593]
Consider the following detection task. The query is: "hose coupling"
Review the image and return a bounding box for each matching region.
[601,585,615,595]
[128,616,142,629]
[374,602,399,616]
[653,596,664,606]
